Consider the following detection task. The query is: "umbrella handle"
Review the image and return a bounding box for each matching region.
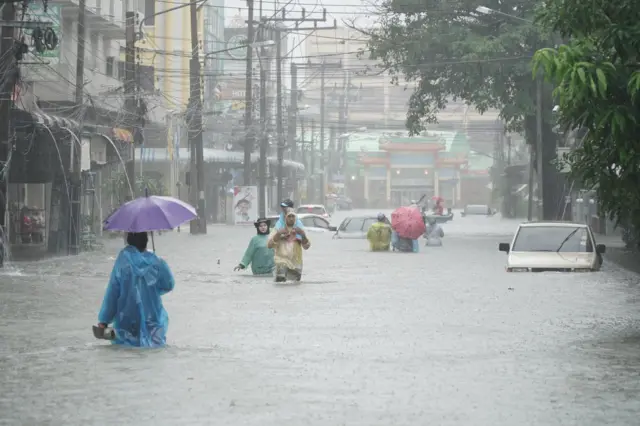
[151,231,156,252]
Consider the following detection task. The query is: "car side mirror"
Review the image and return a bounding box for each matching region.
[329,226,337,232]
[596,244,606,254]
[499,243,510,253]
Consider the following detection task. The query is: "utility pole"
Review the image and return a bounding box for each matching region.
[189,0,206,234]
[319,63,325,204]
[243,0,255,185]
[250,8,335,198]
[287,62,298,163]
[75,0,86,109]
[69,0,86,255]
[124,11,136,199]
[309,118,316,202]
[275,30,285,205]
[527,144,534,221]
[301,61,341,204]
[536,75,544,220]
[329,125,336,179]
[0,3,16,239]
[258,67,267,217]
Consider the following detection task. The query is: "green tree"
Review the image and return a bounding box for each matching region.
[364,0,565,219]
[365,0,546,133]
[533,0,640,241]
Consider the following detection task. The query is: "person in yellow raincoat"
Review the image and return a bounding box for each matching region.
[367,213,392,251]
[267,209,311,282]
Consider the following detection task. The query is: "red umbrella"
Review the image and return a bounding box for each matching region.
[391,206,426,240]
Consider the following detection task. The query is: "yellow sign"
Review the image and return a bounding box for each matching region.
[231,101,245,111]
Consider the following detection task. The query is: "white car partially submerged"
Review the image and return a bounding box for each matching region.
[266,213,337,233]
[498,221,606,272]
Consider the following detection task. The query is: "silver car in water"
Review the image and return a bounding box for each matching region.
[333,215,380,239]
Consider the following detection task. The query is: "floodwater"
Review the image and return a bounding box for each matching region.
[1,210,640,425]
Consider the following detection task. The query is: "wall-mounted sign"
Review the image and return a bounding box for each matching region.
[226,34,248,60]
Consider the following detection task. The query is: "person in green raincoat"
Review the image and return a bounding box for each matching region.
[234,218,275,275]
[367,213,393,251]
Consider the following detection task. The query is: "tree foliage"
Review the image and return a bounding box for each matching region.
[533,0,640,233]
[365,0,549,134]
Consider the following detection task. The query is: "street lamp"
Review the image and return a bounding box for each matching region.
[476,5,542,221]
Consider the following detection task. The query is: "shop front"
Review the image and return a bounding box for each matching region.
[6,108,82,257]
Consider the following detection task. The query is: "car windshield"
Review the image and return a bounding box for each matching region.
[342,218,364,232]
[298,206,325,215]
[512,226,593,252]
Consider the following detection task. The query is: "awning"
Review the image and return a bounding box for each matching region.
[32,111,80,130]
[11,108,80,132]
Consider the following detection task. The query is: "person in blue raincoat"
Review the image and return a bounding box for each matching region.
[96,232,175,348]
[274,199,304,240]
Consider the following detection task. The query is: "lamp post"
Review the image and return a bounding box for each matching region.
[475,6,543,221]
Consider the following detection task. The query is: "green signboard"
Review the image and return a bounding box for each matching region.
[26,4,61,65]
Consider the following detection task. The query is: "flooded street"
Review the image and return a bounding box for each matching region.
[2,211,640,425]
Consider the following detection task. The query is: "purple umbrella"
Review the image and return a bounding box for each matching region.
[104,195,197,250]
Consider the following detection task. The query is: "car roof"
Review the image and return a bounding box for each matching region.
[296,213,327,220]
[519,221,588,228]
[344,216,378,220]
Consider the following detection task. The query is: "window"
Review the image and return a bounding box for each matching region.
[144,0,155,25]
[362,218,376,232]
[106,57,114,77]
[301,217,316,228]
[313,218,329,229]
[342,218,364,232]
[89,32,98,69]
[138,64,155,92]
[512,226,593,253]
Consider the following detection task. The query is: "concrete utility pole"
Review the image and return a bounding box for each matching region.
[124,11,137,199]
[189,0,207,234]
[243,0,255,185]
[75,0,86,108]
[0,3,16,239]
[275,29,285,205]
[69,0,87,255]
[309,118,316,202]
[258,67,268,217]
[287,63,298,163]
[249,9,336,203]
[536,75,544,220]
[319,63,325,203]
[527,144,534,221]
[301,61,341,203]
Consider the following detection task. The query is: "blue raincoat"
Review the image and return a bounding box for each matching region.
[274,212,305,240]
[98,245,175,348]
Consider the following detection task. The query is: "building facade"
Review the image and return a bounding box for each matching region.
[344,132,492,208]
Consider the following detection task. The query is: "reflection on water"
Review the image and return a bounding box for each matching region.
[2,216,640,425]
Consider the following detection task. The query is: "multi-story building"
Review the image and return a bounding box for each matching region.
[302,27,501,149]
[10,0,167,256]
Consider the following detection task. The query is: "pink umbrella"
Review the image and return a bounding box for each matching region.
[391,206,426,240]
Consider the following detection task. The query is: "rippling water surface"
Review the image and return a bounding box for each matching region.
[1,211,640,425]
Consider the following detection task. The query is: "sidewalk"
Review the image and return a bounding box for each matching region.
[596,233,640,273]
